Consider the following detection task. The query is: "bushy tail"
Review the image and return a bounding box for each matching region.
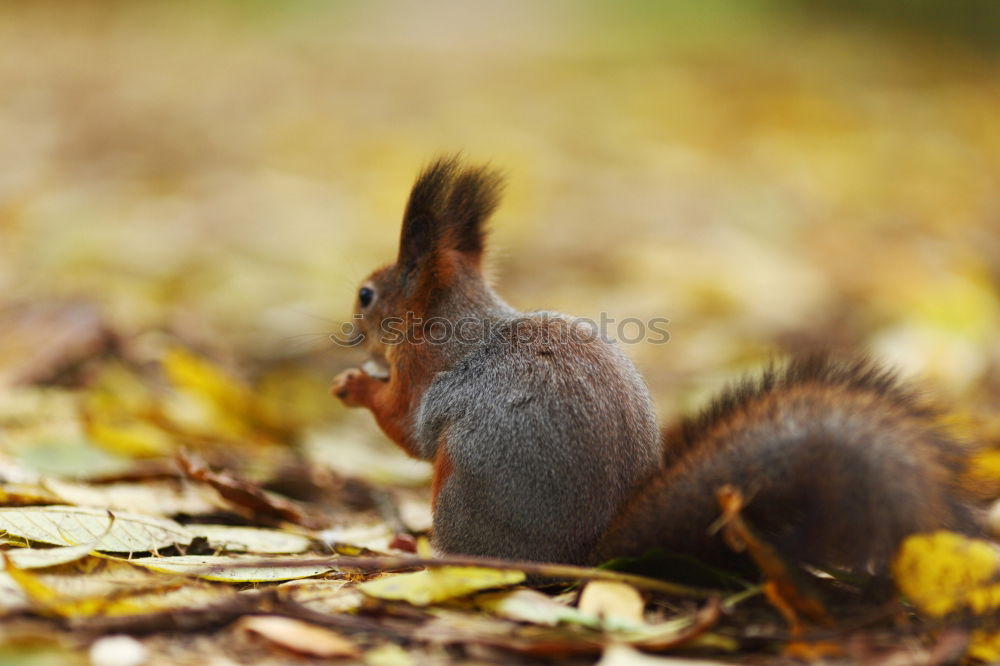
[592,355,981,575]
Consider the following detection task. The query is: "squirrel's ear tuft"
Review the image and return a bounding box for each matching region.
[398,155,504,274]
[398,157,457,270]
[443,163,504,264]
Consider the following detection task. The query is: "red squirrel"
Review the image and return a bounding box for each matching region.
[332,157,979,577]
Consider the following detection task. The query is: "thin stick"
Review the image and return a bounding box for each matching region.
[223,552,719,599]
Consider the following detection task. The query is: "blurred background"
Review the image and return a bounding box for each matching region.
[1,0,999,484]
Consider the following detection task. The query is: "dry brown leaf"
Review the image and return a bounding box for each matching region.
[237,615,361,658]
[177,452,323,529]
[278,579,365,614]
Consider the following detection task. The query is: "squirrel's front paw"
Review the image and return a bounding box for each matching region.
[331,368,374,407]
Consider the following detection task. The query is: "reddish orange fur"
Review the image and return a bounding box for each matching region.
[431,445,454,511]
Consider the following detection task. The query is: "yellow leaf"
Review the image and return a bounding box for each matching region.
[3,553,149,618]
[163,347,249,415]
[969,631,1000,662]
[4,554,236,619]
[162,347,252,440]
[358,566,525,606]
[82,418,176,458]
[893,531,1000,617]
[0,482,63,506]
[81,365,176,458]
[415,535,434,558]
[970,449,1000,482]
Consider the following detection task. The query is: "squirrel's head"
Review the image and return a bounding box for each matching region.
[347,156,504,376]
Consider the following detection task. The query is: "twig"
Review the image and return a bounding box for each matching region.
[222,552,718,599]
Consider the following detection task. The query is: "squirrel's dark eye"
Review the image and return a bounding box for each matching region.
[358,286,375,308]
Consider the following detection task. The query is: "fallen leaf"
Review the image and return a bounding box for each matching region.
[162,347,255,441]
[477,588,599,627]
[0,571,29,611]
[578,580,646,631]
[3,552,237,619]
[44,478,223,517]
[116,554,334,582]
[162,347,301,445]
[0,543,93,570]
[319,522,395,552]
[186,525,312,554]
[893,530,1000,617]
[0,505,193,552]
[612,600,725,652]
[969,630,1000,662]
[81,364,177,458]
[0,482,64,506]
[359,566,525,606]
[278,579,365,614]
[22,556,166,602]
[237,615,361,658]
[415,609,603,656]
[83,416,177,459]
[177,452,322,528]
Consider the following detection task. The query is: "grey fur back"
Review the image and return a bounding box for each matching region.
[415,312,661,564]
